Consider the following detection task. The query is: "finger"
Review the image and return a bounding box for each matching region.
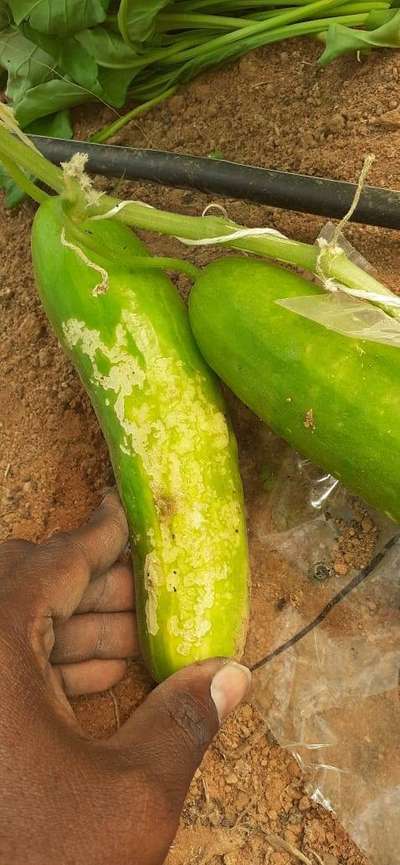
[76,561,135,614]
[52,611,138,664]
[29,491,129,618]
[55,658,127,696]
[111,658,251,859]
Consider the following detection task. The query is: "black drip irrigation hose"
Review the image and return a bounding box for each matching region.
[30,135,400,230]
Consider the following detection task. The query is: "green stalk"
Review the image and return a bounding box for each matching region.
[106,34,212,73]
[156,12,253,29]
[0,118,395,318]
[90,87,177,144]
[247,0,389,15]
[171,0,295,10]
[0,128,63,193]
[249,0,388,9]
[63,216,200,278]
[0,154,48,205]
[249,1,388,15]
[129,11,368,100]
[156,0,345,65]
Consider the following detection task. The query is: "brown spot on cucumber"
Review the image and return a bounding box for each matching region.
[155,494,177,519]
[304,408,316,431]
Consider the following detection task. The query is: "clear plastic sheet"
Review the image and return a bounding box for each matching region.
[276,292,400,347]
[251,451,400,864]
[276,222,400,347]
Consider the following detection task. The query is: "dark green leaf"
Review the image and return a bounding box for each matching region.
[21,23,99,88]
[319,9,400,65]
[14,77,93,126]
[59,37,99,89]
[0,27,54,104]
[117,0,171,45]
[98,65,135,106]
[76,25,139,68]
[8,0,110,37]
[26,108,73,138]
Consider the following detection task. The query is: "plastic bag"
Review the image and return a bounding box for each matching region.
[251,449,400,864]
[277,292,400,347]
[276,223,400,347]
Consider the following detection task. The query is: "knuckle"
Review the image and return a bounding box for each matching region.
[42,534,90,580]
[92,573,109,612]
[94,615,107,657]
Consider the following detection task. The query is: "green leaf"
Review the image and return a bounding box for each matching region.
[319,8,400,64]
[364,9,398,30]
[26,107,73,138]
[98,65,135,106]
[76,25,139,68]
[0,27,54,104]
[14,77,94,126]
[21,24,100,89]
[7,0,110,37]
[59,37,99,89]
[117,0,171,45]
[208,148,225,160]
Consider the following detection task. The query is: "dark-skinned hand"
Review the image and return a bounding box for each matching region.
[0,491,251,865]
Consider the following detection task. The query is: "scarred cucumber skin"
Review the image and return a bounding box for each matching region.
[31,198,249,682]
[189,257,400,523]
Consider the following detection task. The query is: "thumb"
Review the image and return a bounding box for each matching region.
[113,659,251,841]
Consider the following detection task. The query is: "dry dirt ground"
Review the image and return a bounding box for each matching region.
[1,37,400,865]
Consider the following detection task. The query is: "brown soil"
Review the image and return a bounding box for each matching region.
[2,37,400,865]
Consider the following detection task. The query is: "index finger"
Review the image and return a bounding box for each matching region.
[32,491,129,619]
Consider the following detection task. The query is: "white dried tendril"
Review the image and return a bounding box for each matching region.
[61,228,109,295]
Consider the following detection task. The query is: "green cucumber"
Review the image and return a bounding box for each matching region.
[189,256,400,523]
[32,198,249,682]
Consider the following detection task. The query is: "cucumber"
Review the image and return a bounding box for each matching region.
[32,198,249,682]
[189,256,400,524]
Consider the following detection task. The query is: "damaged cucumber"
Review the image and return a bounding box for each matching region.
[32,198,249,682]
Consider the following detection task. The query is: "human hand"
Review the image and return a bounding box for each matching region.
[0,492,251,865]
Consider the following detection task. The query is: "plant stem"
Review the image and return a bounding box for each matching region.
[0,120,395,313]
[129,11,367,100]
[90,199,398,315]
[90,87,177,144]
[171,0,295,10]
[249,0,388,12]
[0,127,63,193]
[157,13,253,29]
[0,154,48,204]
[157,0,343,65]
[64,216,199,278]
[90,200,321,271]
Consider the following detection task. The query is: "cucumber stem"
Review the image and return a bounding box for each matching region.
[0,154,48,204]
[63,212,200,279]
[0,112,395,312]
[0,125,64,193]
